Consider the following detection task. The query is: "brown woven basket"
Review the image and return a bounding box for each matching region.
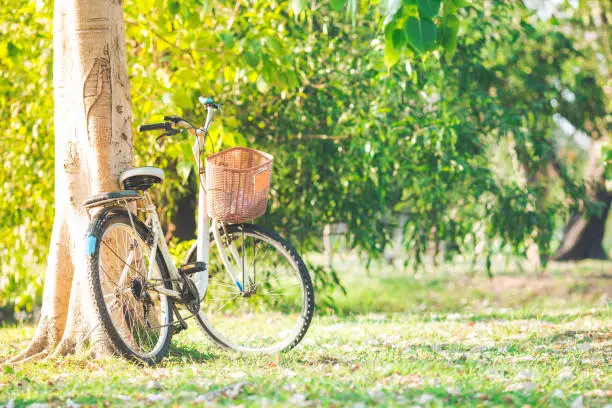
[205,147,273,223]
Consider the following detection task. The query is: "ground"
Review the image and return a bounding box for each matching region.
[0,258,610,407]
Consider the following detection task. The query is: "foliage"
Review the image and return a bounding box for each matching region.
[381,0,468,66]
[562,1,611,182]
[0,2,52,311]
[230,1,597,269]
[0,0,608,311]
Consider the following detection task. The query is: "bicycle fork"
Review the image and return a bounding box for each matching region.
[212,219,248,292]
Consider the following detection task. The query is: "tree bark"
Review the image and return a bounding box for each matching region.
[554,141,611,261]
[11,0,133,362]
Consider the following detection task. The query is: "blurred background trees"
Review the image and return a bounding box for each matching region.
[1,0,609,315]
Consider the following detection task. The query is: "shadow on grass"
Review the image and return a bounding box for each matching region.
[544,329,611,343]
[166,344,216,364]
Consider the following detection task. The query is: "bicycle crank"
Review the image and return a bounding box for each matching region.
[179,271,201,315]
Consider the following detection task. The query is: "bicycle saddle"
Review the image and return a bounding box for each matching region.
[120,167,165,191]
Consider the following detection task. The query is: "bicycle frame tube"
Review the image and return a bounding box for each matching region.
[194,106,242,294]
[143,192,182,299]
[212,219,242,290]
[142,104,245,302]
[194,166,209,299]
[193,108,213,299]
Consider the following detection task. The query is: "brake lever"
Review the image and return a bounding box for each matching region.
[155,133,170,144]
[155,126,180,144]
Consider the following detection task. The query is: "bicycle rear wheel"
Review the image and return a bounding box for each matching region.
[87,210,173,364]
[187,223,314,353]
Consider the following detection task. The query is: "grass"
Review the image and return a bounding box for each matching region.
[0,257,610,407]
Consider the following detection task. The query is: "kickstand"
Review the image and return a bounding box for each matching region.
[172,304,188,333]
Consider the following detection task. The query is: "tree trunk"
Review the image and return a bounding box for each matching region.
[11,0,133,362]
[554,141,611,261]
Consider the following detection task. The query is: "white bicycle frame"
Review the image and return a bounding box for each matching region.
[125,105,245,302]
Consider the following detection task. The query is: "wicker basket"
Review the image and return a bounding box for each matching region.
[205,147,273,223]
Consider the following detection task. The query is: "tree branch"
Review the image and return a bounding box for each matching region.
[125,19,197,63]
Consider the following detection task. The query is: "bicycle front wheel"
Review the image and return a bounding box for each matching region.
[187,224,314,353]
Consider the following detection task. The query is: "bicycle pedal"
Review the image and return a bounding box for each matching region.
[179,261,206,275]
[172,304,189,334]
[172,323,186,334]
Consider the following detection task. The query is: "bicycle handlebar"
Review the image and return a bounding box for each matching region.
[138,97,219,140]
[138,122,170,132]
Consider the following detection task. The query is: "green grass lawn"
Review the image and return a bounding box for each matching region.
[1,258,610,407]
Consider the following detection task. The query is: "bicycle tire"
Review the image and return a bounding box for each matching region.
[86,209,173,364]
[186,223,315,353]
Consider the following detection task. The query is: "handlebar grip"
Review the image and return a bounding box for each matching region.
[138,123,168,132]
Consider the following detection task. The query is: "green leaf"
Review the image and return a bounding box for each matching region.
[7,42,20,58]
[443,1,458,15]
[274,71,288,88]
[244,52,260,68]
[417,0,441,18]
[218,32,235,48]
[520,20,537,35]
[330,0,345,12]
[441,15,459,54]
[265,37,284,54]
[384,26,404,67]
[285,70,300,88]
[404,17,437,55]
[3,365,14,374]
[452,0,470,7]
[168,0,179,15]
[391,27,407,48]
[384,41,400,68]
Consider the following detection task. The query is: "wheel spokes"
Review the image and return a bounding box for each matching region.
[98,223,169,357]
[202,230,306,350]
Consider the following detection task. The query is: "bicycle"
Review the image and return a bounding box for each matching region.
[82,97,315,364]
